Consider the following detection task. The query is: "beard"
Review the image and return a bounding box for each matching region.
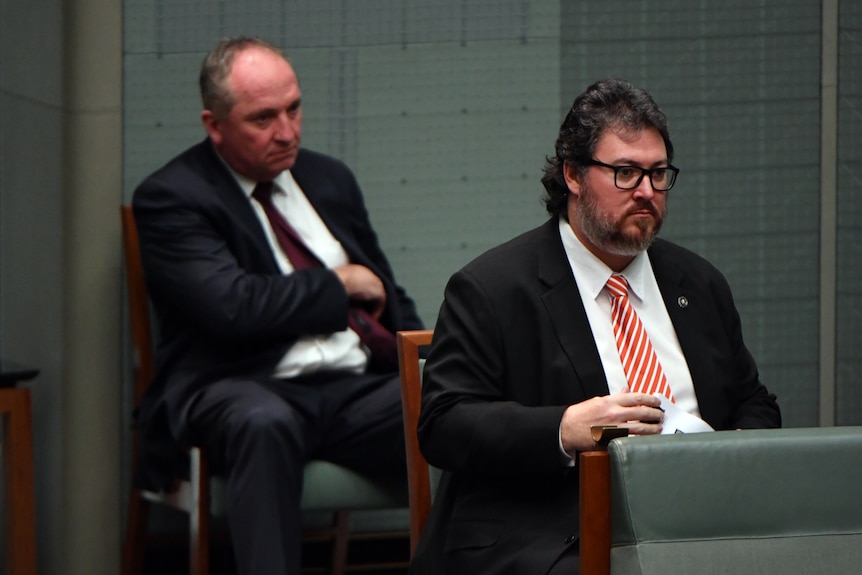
[575,181,666,256]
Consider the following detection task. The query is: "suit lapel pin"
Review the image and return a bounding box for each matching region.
[678,295,688,309]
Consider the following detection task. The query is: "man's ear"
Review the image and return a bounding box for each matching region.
[201,110,222,145]
[563,162,582,198]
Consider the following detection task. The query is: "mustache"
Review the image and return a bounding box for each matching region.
[626,201,660,219]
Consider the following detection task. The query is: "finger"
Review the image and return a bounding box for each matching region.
[631,393,662,407]
[623,405,664,424]
[638,406,665,424]
[623,421,663,436]
[616,392,660,407]
[369,298,386,320]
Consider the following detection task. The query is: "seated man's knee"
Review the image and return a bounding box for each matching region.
[223,394,305,449]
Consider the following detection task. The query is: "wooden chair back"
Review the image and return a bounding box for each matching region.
[396,329,434,557]
[120,205,154,409]
[120,205,211,575]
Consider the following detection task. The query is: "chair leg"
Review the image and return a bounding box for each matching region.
[189,507,209,575]
[122,489,150,575]
[328,511,350,575]
[190,450,210,575]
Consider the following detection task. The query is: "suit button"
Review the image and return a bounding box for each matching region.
[564,534,576,545]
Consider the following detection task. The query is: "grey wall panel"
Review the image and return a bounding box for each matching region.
[836,1,862,425]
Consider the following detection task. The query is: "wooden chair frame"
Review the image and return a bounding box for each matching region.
[579,449,612,575]
[395,329,434,557]
[0,386,37,575]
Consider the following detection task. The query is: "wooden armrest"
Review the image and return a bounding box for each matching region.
[579,426,628,575]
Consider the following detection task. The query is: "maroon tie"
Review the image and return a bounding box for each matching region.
[252,182,398,371]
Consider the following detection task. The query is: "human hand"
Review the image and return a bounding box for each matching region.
[560,392,663,454]
[333,264,387,319]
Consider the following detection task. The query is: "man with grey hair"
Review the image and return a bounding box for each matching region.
[410,78,780,574]
[132,37,422,574]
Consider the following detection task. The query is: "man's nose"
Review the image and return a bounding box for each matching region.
[632,173,656,199]
[274,115,298,141]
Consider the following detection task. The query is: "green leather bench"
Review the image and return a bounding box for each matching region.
[605,427,862,575]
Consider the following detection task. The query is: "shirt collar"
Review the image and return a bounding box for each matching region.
[213,150,297,199]
[557,216,651,302]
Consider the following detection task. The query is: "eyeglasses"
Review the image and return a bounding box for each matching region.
[587,159,680,191]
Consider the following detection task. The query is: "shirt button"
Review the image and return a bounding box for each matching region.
[564,534,576,545]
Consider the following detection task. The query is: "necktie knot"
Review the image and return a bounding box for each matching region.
[252,181,275,206]
[606,275,629,299]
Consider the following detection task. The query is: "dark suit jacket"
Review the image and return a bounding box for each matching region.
[411,217,780,575]
[132,139,423,490]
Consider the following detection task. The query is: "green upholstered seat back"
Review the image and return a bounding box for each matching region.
[608,427,862,575]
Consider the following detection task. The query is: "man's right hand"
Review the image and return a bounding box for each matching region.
[560,392,664,455]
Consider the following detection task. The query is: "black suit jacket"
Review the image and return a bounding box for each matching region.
[411,218,780,575]
[132,139,423,490]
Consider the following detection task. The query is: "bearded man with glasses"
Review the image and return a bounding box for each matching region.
[410,78,781,575]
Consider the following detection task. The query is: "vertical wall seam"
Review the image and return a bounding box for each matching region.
[819,0,839,426]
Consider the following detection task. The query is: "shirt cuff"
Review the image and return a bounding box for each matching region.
[559,420,576,468]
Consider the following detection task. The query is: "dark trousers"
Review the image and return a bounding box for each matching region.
[185,370,407,575]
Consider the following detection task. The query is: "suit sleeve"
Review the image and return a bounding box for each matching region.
[418,267,569,477]
[659,240,782,431]
[710,269,782,429]
[133,174,350,345]
[299,153,423,332]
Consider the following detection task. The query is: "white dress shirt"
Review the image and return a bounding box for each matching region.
[557,217,701,416]
[556,217,703,463]
[233,169,369,378]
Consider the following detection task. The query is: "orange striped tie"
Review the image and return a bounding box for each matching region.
[607,275,674,403]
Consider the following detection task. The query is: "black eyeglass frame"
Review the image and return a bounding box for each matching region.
[586,159,680,191]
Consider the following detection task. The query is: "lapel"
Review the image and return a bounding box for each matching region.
[648,240,722,422]
[536,219,610,401]
[287,149,402,326]
[197,140,287,272]
[289,150,372,268]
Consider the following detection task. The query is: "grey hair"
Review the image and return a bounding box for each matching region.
[199,36,286,118]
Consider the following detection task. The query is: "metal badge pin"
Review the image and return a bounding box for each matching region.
[678,295,689,309]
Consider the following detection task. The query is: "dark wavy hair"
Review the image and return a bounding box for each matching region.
[541,78,674,216]
[199,36,286,119]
